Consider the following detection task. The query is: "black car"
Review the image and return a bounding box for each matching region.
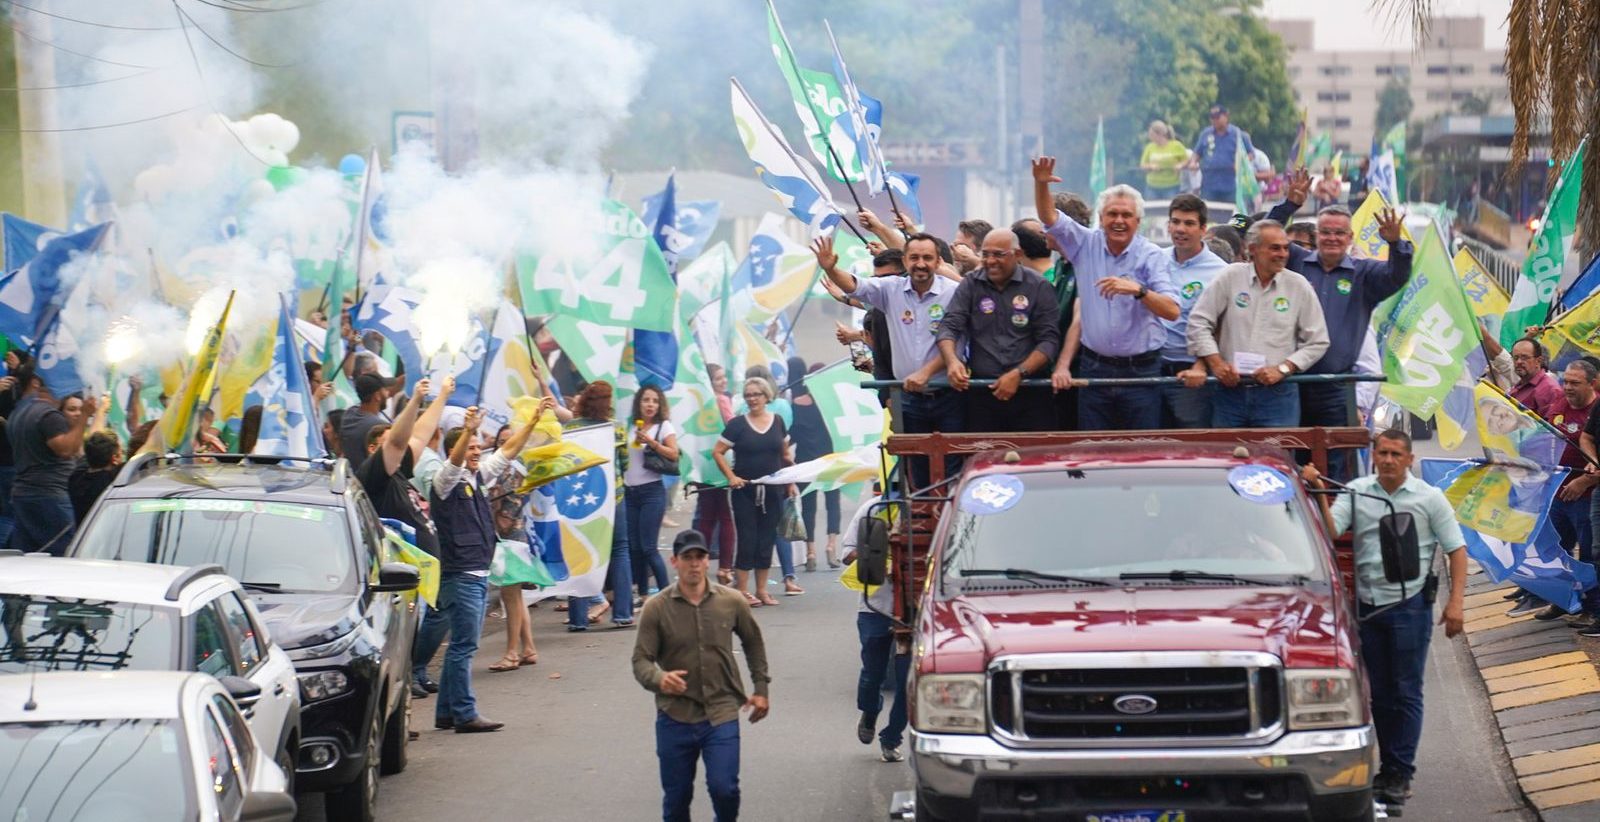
[68,454,420,822]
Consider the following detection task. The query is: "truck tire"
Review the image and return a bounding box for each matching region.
[380,685,410,775]
[325,704,382,822]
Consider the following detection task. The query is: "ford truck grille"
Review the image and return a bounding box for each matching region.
[990,652,1282,746]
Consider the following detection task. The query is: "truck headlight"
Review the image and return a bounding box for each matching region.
[298,670,351,702]
[1285,669,1361,729]
[914,674,986,734]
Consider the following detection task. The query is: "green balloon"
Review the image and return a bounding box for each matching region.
[265,165,306,191]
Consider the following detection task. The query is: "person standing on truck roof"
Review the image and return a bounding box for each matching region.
[935,228,1062,433]
[814,234,961,487]
[1156,193,1231,428]
[1033,157,1181,431]
[1266,170,1413,479]
[1185,104,1256,205]
[1303,429,1468,808]
[1184,220,1330,428]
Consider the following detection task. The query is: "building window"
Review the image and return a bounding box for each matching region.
[1426,90,1449,102]
[1315,117,1352,129]
[1453,65,1473,75]
[1426,65,1450,75]
[1316,90,1351,103]
[1375,64,1409,77]
[1489,64,1505,75]
[1318,64,1351,77]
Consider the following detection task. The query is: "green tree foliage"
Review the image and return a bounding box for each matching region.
[1375,76,1414,135]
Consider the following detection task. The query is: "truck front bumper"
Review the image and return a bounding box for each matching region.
[913,726,1376,820]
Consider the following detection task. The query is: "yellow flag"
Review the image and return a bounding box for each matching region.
[1349,190,1411,261]
[1452,248,1509,340]
[216,323,276,423]
[141,292,235,455]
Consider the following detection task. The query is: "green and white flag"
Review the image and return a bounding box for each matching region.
[752,444,879,492]
[544,317,627,387]
[667,313,726,485]
[1373,223,1482,418]
[1234,134,1260,215]
[489,539,559,588]
[516,199,678,332]
[804,359,885,452]
[1382,121,1407,201]
[766,0,860,183]
[678,241,737,321]
[1500,138,1588,348]
[1089,116,1107,199]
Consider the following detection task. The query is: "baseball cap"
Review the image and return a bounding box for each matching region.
[672,530,710,557]
[1209,104,1228,117]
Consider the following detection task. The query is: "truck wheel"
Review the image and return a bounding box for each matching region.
[915,788,953,822]
[380,685,410,775]
[276,740,296,797]
[325,705,382,822]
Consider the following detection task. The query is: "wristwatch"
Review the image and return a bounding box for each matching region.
[1135,284,1149,300]
[1277,363,1293,376]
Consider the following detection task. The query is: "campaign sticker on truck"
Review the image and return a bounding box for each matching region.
[1227,465,1295,504]
[130,498,327,521]
[959,474,1025,515]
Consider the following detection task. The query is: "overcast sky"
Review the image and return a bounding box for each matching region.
[1264,0,1512,50]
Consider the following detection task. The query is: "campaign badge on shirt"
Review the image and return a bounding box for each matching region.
[1010,312,1028,327]
[1012,294,1030,311]
[1234,292,1251,308]
[1336,278,1352,295]
[979,296,996,314]
[1273,297,1290,312]
[1181,281,1203,300]
[928,303,945,321]
[901,309,914,325]
[1227,465,1295,504]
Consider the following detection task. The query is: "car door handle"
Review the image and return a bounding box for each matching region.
[273,682,286,696]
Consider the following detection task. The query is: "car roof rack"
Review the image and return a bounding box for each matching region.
[113,452,339,488]
[164,563,229,601]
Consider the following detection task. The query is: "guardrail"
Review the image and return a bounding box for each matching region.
[861,373,1386,390]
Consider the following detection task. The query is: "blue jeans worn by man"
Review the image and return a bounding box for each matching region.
[898,389,965,489]
[1160,363,1212,428]
[1301,382,1359,481]
[1077,350,1162,430]
[413,571,490,725]
[1359,593,1431,783]
[9,492,75,555]
[0,464,15,549]
[1210,383,1300,428]
[656,712,740,822]
[856,612,910,750]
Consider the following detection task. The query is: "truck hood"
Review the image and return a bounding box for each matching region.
[920,585,1353,673]
[250,592,363,651]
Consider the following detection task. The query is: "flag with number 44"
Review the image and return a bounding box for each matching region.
[515,199,678,332]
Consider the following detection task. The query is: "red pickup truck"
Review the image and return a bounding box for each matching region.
[873,428,1380,822]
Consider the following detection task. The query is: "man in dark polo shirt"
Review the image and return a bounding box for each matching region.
[935,228,1062,432]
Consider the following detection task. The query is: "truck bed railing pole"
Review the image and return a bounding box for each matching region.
[862,373,1386,390]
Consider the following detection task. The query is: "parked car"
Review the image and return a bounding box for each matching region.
[68,454,420,822]
[0,670,298,821]
[0,554,301,790]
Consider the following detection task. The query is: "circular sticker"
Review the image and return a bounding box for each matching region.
[928,303,945,320]
[1227,465,1296,505]
[979,296,996,314]
[900,309,914,325]
[1010,312,1028,327]
[1273,296,1290,312]
[1012,294,1030,311]
[1336,278,1352,295]
[1181,281,1203,300]
[1234,292,1251,308]
[960,474,1025,515]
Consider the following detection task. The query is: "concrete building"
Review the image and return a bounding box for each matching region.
[1268,17,1508,155]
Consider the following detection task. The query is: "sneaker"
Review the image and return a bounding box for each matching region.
[1579,622,1600,638]
[857,713,875,745]
[880,744,905,763]
[1535,605,1569,621]
[410,682,431,699]
[1377,776,1411,805]
[1571,615,1599,631]
[1507,597,1545,617]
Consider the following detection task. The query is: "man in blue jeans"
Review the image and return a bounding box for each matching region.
[1306,429,1467,808]
[842,496,909,763]
[633,530,769,822]
[5,361,92,555]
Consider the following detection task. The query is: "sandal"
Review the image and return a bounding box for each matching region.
[488,655,521,673]
[717,569,734,586]
[588,602,611,624]
[743,591,762,607]
[519,653,539,666]
[805,555,817,572]
[758,594,781,606]
[784,579,806,596]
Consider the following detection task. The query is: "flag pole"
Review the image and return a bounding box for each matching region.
[768,0,865,209]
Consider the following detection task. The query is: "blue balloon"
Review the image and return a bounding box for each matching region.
[338,153,366,177]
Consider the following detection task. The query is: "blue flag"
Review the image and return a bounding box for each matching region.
[886,171,923,226]
[633,174,684,390]
[443,316,496,410]
[1560,253,1600,311]
[0,222,110,346]
[1421,458,1598,612]
[32,295,85,398]
[644,173,680,272]
[69,164,116,232]
[2,214,59,271]
[352,285,426,392]
[642,194,720,268]
[250,295,324,457]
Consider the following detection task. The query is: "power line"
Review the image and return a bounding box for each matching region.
[1,104,206,133]
[172,2,298,68]
[1,0,182,31]
[182,0,331,13]
[170,2,274,166]
[0,69,161,93]
[5,20,163,69]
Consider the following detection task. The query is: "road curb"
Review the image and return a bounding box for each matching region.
[1461,575,1600,819]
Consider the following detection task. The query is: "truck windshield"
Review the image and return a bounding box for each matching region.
[75,498,356,594]
[945,467,1323,583]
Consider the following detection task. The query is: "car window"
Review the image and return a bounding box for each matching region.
[352,489,385,580]
[73,499,357,594]
[0,719,193,819]
[0,595,180,674]
[211,694,256,775]
[215,593,264,674]
[201,709,245,818]
[192,603,237,678]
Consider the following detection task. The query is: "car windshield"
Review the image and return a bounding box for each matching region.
[0,719,193,819]
[944,467,1324,583]
[75,498,356,594]
[0,596,179,675]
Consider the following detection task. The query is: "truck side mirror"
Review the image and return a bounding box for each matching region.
[1378,512,1421,583]
[858,516,891,587]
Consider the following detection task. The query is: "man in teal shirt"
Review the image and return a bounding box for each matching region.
[1304,429,1466,809]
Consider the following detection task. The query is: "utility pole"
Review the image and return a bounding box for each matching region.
[12,19,67,225]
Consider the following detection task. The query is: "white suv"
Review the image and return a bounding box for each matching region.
[0,554,302,789]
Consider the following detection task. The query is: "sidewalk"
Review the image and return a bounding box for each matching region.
[1462,573,1600,820]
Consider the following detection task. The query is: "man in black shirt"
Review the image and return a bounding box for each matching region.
[354,377,448,560]
[935,228,1062,432]
[6,361,93,554]
[339,372,394,461]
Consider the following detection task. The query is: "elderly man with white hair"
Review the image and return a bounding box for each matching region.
[1033,156,1180,430]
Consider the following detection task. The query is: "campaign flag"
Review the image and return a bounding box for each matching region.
[32,281,90,398]
[678,242,737,321]
[1381,121,1407,201]
[634,174,683,389]
[524,422,618,602]
[1422,459,1595,611]
[1090,117,1108,200]
[1371,224,1480,420]
[733,214,819,325]
[2,214,58,270]
[1233,134,1259,215]
[825,20,887,195]
[1560,253,1600,311]
[1502,139,1588,348]
[1308,131,1333,170]
[1287,110,1309,171]
[384,525,440,607]
[729,77,844,239]
[766,0,876,183]
[250,295,322,457]
[140,293,234,455]
[476,299,542,433]
[668,314,727,485]
[641,178,721,269]
[1349,190,1412,261]
[352,284,427,392]
[1434,348,1487,451]
[516,199,678,332]
[216,320,276,426]
[1366,140,1399,207]
[545,317,627,388]
[489,539,560,589]
[350,147,391,293]
[0,222,110,346]
[1474,381,1566,469]
[321,256,352,378]
[804,359,885,452]
[1453,247,1510,341]
[886,171,923,226]
[753,443,879,492]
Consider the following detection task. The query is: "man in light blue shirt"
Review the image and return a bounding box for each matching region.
[1305,429,1466,808]
[1158,193,1230,428]
[1188,104,1256,204]
[1033,156,1180,430]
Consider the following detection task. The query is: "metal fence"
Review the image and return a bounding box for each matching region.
[1457,234,1524,294]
